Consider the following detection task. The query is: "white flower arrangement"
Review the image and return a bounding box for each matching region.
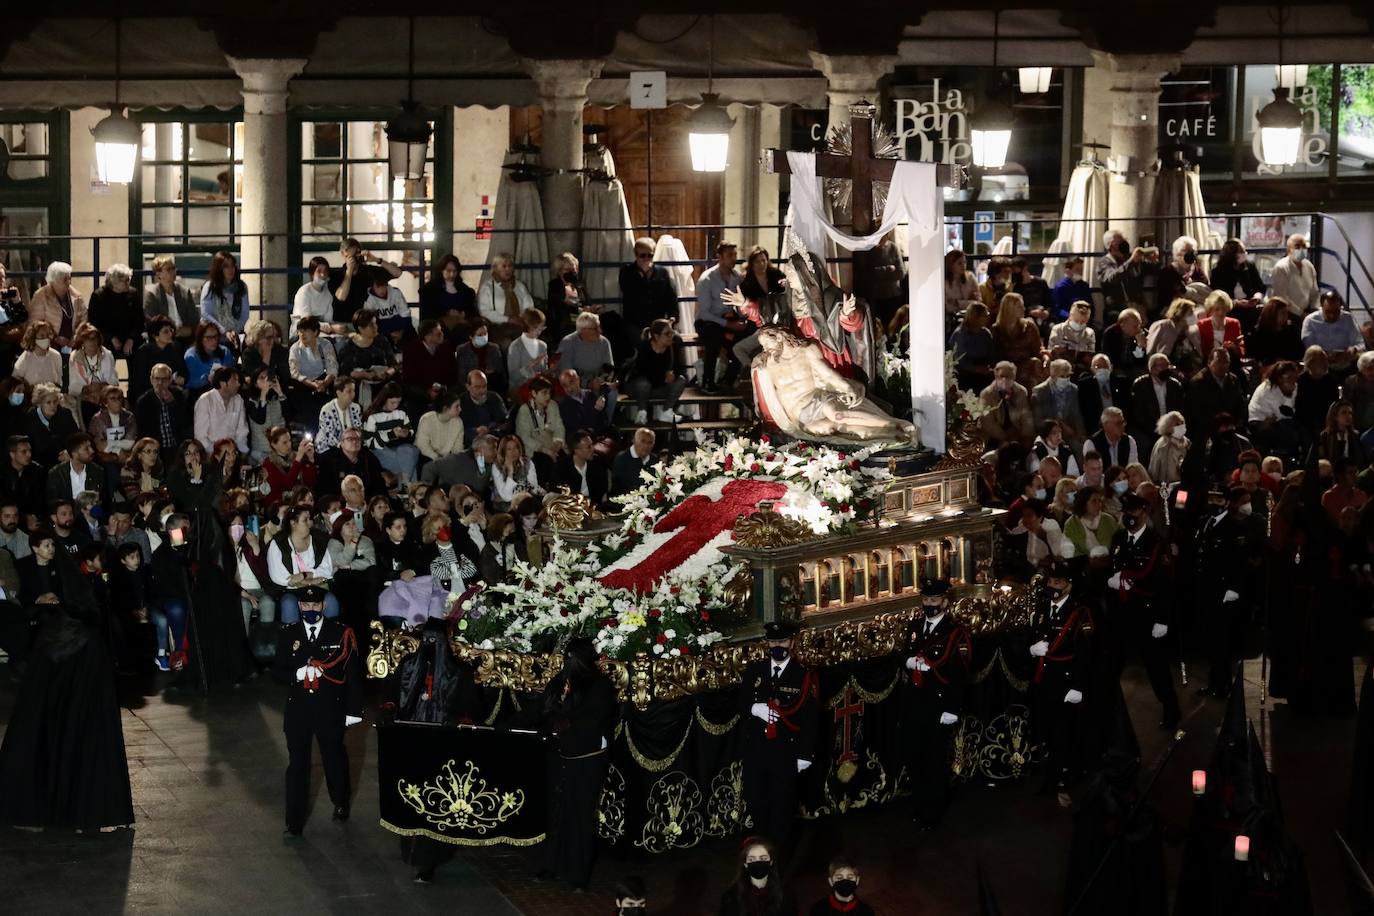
[945,350,994,422]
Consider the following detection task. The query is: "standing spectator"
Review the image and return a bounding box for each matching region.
[943,248,981,323]
[143,255,199,338]
[979,361,1034,448]
[363,383,420,486]
[1047,301,1096,368]
[1185,349,1247,437]
[87,264,142,362]
[454,318,508,396]
[545,252,591,341]
[13,322,62,389]
[363,268,414,344]
[1249,297,1304,367]
[513,377,565,482]
[261,426,316,510]
[291,257,344,336]
[1155,235,1207,317]
[459,370,508,448]
[28,261,86,350]
[402,319,458,406]
[948,302,996,392]
[130,317,187,403]
[1209,239,1265,332]
[416,388,465,462]
[419,254,477,329]
[476,253,533,345]
[1268,233,1319,315]
[67,324,118,408]
[135,364,190,453]
[1295,345,1340,437]
[288,316,339,429]
[1100,308,1150,385]
[505,309,549,396]
[1300,290,1364,375]
[316,377,363,454]
[183,320,235,395]
[1148,411,1189,485]
[989,292,1044,387]
[619,237,677,332]
[1051,255,1092,322]
[199,250,251,347]
[330,237,402,328]
[626,319,687,425]
[1311,402,1367,465]
[336,309,397,407]
[194,366,248,453]
[1197,290,1245,362]
[694,241,743,392]
[1097,230,1157,321]
[718,839,796,916]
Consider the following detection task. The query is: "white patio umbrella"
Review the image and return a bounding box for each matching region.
[481,148,550,297]
[1043,161,1109,286]
[1152,164,1222,262]
[578,145,635,310]
[653,232,699,365]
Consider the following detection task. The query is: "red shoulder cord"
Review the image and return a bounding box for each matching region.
[765,668,819,740]
[303,627,358,691]
[1115,539,1161,597]
[1034,609,1086,684]
[911,628,972,687]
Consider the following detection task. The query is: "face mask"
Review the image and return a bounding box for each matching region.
[1237,502,1253,517]
[1115,241,1130,258]
[1112,480,1129,495]
[312,277,327,290]
[1053,377,1072,390]
[1094,368,1111,384]
[745,861,772,880]
[1045,585,1064,602]
[619,908,645,916]
[922,602,944,618]
[768,646,789,662]
[35,338,50,351]
[1183,251,1197,265]
[229,523,245,542]
[1034,487,1047,500]
[833,879,858,898]
[8,392,22,406]
[1123,513,1140,530]
[473,335,489,347]
[1292,248,1307,262]
[1069,320,1086,332]
[301,609,323,624]
[562,271,577,282]
[1172,424,1187,440]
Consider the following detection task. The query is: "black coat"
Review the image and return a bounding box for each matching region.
[1031,597,1093,694]
[1130,373,1186,435]
[87,286,144,347]
[737,656,819,761]
[272,619,364,728]
[897,613,972,723]
[618,263,677,330]
[129,342,189,403]
[0,461,47,521]
[135,389,191,451]
[316,447,387,497]
[553,454,609,508]
[24,408,79,471]
[541,671,617,757]
[1108,526,1170,630]
[1185,370,1248,436]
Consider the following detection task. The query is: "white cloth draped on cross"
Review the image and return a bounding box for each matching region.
[784,151,946,452]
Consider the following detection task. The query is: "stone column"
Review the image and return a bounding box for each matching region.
[1092,52,1180,237]
[808,52,897,142]
[522,58,602,257]
[227,56,307,317]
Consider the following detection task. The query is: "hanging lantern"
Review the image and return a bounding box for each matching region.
[1018,67,1052,94]
[687,93,734,173]
[92,109,140,185]
[1256,87,1303,166]
[386,102,432,181]
[971,94,1014,169]
[1275,64,1308,90]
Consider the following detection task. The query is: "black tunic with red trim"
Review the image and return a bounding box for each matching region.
[1107,526,1172,632]
[1031,596,1093,694]
[737,656,819,761]
[898,613,972,718]
[272,619,364,732]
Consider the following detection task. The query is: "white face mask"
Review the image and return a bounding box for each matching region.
[1094,368,1111,383]
[311,276,328,290]
[1054,376,1072,390]
[1069,320,1086,332]
[1034,487,1047,500]
[35,338,50,351]
[1112,480,1129,495]
[473,335,489,347]
[1172,424,1187,440]
[1292,248,1307,262]
[1237,502,1253,516]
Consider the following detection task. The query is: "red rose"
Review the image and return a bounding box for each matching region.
[669,586,681,594]
[649,608,662,618]
[700,611,711,621]
[680,646,691,656]
[859,498,873,510]
[559,608,569,617]
[654,492,666,503]
[839,502,850,513]
[850,459,862,470]
[750,462,761,473]
[724,455,734,471]
[767,453,777,461]
[760,435,770,444]
[656,634,668,645]
[838,452,847,460]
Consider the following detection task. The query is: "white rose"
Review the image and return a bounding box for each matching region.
[652,643,665,655]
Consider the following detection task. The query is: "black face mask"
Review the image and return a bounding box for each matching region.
[768,646,789,662]
[746,861,772,880]
[619,908,645,916]
[1123,513,1140,530]
[833,879,858,898]
[562,271,577,282]
[1183,251,1197,265]
[922,603,944,618]
[1045,585,1064,602]
[1115,241,1130,258]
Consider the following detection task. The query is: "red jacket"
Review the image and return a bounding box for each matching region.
[261,456,316,508]
[1198,316,1245,359]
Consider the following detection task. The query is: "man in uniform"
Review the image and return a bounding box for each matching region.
[1107,492,1181,729]
[272,584,363,838]
[1194,487,1255,698]
[1028,560,1093,790]
[899,579,971,830]
[737,619,818,845]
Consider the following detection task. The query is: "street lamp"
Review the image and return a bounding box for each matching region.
[92,19,138,185]
[972,12,1013,169]
[1256,6,1303,167]
[386,17,432,181]
[1018,67,1052,94]
[688,16,734,172]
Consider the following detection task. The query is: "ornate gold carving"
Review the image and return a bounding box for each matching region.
[948,582,1034,636]
[544,485,598,530]
[911,484,942,508]
[732,500,815,549]
[635,771,705,853]
[936,416,985,469]
[367,620,420,679]
[597,764,626,843]
[397,759,525,835]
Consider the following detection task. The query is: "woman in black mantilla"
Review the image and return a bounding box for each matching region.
[538,636,617,891]
[0,529,134,831]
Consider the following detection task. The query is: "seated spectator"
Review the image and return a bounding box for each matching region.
[24,383,79,470]
[1050,256,1090,322]
[336,309,397,407]
[199,250,251,348]
[1011,257,1051,323]
[1149,411,1189,485]
[719,838,796,916]
[240,318,290,382]
[455,318,508,396]
[980,255,1013,314]
[131,317,188,403]
[327,509,377,579]
[244,366,287,462]
[0,437,45,526]
[1146,297,1203,374]
[490,434,542,512]
[479,512,523,585]
[1031,359,1086,443]
[133,363,188,455]
[979,361,1035,449]
[403,319,458,406]
[1029,419,1080,478]
[1185,348,1247,437]
[1197,290,1245,362]
[545,252,592,341]
[1311,401,1367,466]
[557,312,619,417]
[183,320,235,395]
[1202,413,1254,487]
[1321,458,1368,524]
[1063,486,1119,560]
[288,316,339,429]
[1247,360,1302,461]
[317,427,387,497]
[291,256,344,337]
[626,318,688,425]
[1295,345,1340,437]
[422,433,497,499]
[363,383,420,487]
[363,267,414,345]
[1047,301,1096,367]
[1049,477,1078,526]
[513,377,565,482]
[1210,238,1265,331]
[1348,352,1374,441]
[214,438,250,491]
[375,511,425,586]
[89,385,137,469]
[46,432,105,507]
[14,321,63,389]
[120,437,163,503]
[419,254,478,331]
[556,368,611,440]
[229,515,274,635]
[460,370,509,448]
[1037,453,1065,496]
[416,388,465,463]
[1100,307,1149,385]
[149,514,193,670]
[554,431,610,510]
[611,427,658,498]
[330,238,402,328]
[266,505,338,624]
[943,248,981,323]
[505,308,549,396]
[948,301,995,392]
[990,292,1045,387]
[339,474,368,517]
[87,263,142,362]
[1077,450,1106,491]
[1083,406,1139,468]
[28,261,86,351]
[68,323,119,409]
[316,377,362,453]
[611,878,649,916]
[262,426,316,509]
[1269,233,1319,315]
[194,366,248,454]
[476,253,533,344]
[1301,290,1364,375]
[1250,297,1304,368]
[143,255,199,338]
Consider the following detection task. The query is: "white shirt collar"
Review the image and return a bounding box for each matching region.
[923,611,946,630]
[771,655,791,675]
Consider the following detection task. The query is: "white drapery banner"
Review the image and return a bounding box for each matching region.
[785,151,946,452]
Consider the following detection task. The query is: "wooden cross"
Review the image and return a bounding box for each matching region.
[763,100,964,300]
[832,685,865,765]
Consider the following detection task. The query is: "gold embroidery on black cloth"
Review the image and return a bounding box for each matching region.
[802,749,895,818]
[705,760,751,837]
[597,764,626,842]
[397,759,525,834]
[635,771,705,853]
[950,705,1036,783]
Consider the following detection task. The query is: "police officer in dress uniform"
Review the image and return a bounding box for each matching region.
[272,584,363,838]
[1106,492,1181,729]
[1028,560,1093,790]
[1194,487,1255,698]
[898,579,971,830]
[738,619,818,845]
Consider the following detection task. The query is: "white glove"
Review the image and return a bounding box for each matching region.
[295,665,311,682]
[309,665,322,679]
[904,655,918,671]
[750,702,771,723]
[1029,640,1049,658]
[1151,623,1168,639]
[345,715,362,727]
[1106,573,1122,590]
[915,658,931,672]
[1222,589,1239,603]
[939,712,958,726]
[1064,689,1083,705]
[796,759,812,773]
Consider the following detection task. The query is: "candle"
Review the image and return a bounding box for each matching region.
[1234,835,1250,861]
[1191,770,1206,796]
[170,528,185,547]
[1175,489,1189,508]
